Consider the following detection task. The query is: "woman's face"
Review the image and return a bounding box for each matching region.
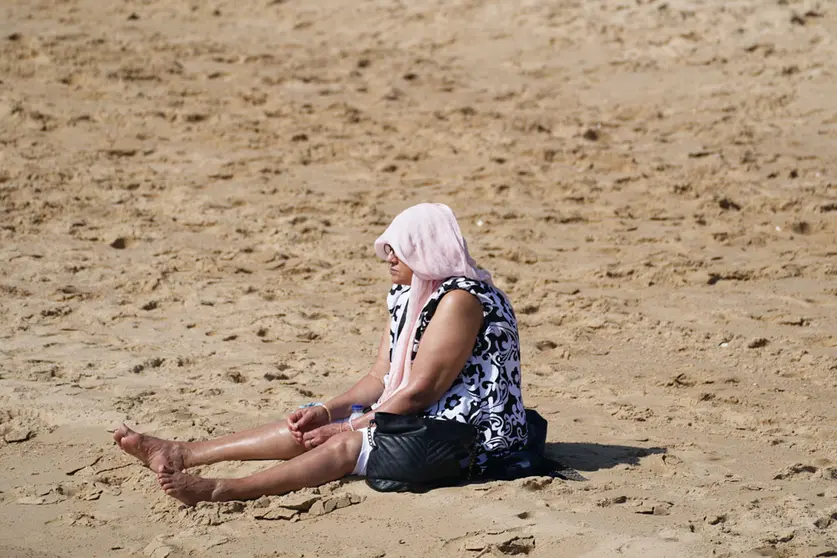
[384,244,414,285]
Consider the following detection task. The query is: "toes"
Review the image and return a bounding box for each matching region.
[113,423,129,444]
[119,430,140,452]
[159,475,175,489]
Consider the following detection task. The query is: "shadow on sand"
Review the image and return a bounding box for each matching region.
[545,442,666,472]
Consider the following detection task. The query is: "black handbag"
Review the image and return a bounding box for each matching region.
[364,412,478,493]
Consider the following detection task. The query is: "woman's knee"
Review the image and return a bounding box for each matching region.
[323,431,363,473]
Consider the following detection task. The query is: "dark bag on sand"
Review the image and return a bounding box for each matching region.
[365,412,477,493]
[365,410,585,493]
[482,409,587,482]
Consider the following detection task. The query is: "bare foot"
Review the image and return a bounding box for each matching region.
[157,469,219,506]
[113,424,190,473]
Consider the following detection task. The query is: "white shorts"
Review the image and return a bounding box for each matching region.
[352,427,372,476]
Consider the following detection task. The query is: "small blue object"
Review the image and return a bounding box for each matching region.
[350,404,365,421]
[299,402,324,409]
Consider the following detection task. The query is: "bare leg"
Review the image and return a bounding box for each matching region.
[114,420,306,473]
[157,430,363,506]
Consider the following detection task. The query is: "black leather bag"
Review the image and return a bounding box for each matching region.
[365,412,478,493]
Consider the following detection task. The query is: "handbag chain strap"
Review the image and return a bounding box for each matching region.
[367,419,377,448]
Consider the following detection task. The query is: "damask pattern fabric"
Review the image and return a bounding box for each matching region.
[383,277,528,470]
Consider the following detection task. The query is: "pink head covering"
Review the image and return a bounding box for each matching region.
[374,203,492,402]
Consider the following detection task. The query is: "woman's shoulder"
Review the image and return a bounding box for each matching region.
[434,277,515,317]
[438,276,501,299]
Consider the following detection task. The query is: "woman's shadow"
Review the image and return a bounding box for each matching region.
[546,442,666,472]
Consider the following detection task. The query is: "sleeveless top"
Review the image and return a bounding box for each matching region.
[383,276,528,470]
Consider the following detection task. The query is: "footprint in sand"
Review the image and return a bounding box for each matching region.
[773,463,819,480]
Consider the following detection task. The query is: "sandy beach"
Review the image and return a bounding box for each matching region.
[1,0,836,556]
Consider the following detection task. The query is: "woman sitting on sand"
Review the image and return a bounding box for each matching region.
[114,203,528,505]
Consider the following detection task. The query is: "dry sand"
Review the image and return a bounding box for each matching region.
[2,0,837,556]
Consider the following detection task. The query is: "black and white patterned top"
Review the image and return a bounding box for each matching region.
[383,277,528,470]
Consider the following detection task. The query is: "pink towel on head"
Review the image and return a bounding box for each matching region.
[374,203,492,403]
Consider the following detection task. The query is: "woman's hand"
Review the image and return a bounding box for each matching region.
[301,423,344,450]
[287,405,330,445]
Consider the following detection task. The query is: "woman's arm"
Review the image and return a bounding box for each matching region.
[351,290,483,428]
